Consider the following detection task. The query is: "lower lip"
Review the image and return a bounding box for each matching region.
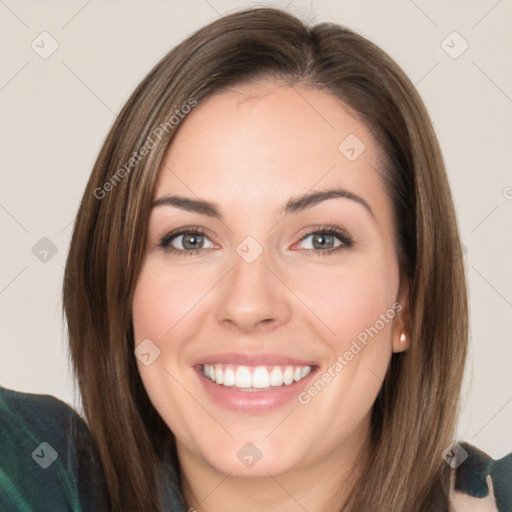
[195,366,317,413]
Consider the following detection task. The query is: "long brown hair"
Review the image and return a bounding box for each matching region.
[62,7,468,511]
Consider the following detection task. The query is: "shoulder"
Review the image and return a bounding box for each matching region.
[448,441,512,512]
[0,385,109,511]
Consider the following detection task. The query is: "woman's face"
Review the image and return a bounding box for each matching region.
[132,81,408,479]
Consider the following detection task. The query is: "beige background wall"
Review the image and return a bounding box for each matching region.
[1,0,511,459]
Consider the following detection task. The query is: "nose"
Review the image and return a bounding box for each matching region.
[215,248,291,334]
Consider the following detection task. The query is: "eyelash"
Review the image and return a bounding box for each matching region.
[157,224,354,258]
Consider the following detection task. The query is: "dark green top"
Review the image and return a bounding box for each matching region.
[0,385,108,511]
[1,385,511,511]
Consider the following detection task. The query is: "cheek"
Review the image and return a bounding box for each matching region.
[293,252,399,404]
[132,271,169,344]
[131,262,201,444]
[292,253,400,348]
[132,262,208,344]
[294,268,398,424]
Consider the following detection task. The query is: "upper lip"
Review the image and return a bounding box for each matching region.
[192,352,318,367]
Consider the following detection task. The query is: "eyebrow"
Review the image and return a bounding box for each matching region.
[152,187,374,219]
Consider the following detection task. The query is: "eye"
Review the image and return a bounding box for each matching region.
[295,225,354,255]
[158,226,214,256]
[157,224,354,257]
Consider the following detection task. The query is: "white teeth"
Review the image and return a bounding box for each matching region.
[301,366,311,378]
[201,363,313,389]
[270,367,284,386]
[215,365,223,385]
[223,367,235,386]
[235,366,252,388]
[283,366,294,385]
[252,366,270,389]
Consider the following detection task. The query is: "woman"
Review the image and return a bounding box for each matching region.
[2,6,509,512]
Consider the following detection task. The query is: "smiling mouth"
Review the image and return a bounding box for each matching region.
[200,363,313,391]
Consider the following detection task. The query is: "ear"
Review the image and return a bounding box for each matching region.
[392,277,410,353]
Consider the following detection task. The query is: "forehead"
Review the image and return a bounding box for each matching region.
[154,81,389,222]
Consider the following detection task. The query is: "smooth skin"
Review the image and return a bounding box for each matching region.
[132,80,410,512]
